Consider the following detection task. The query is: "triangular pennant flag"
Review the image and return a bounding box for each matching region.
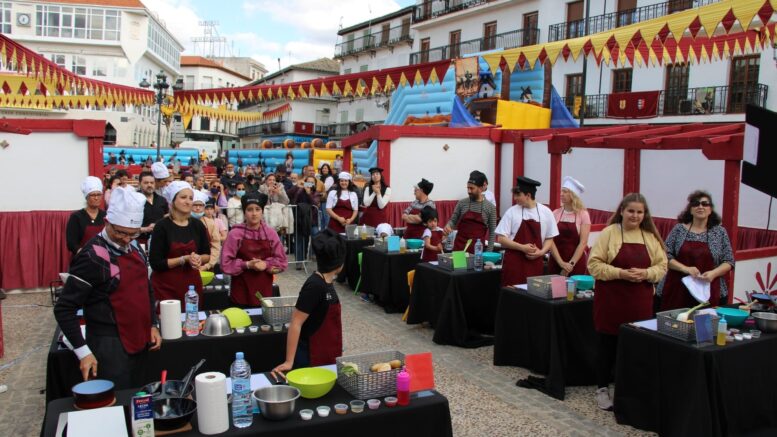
[731,0,761,30]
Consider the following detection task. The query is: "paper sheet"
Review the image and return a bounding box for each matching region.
[682,275,710,303]
[514,284,528,290]
[631,319,658,331]
[244,308,263,316]
[429,261,439,266]
[67,406,127,437]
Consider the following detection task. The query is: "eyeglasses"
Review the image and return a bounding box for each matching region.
[110,225,141,239]
[690,200,712,208]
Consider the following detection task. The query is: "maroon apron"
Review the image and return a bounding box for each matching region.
[328,196,354,233]
[660,238,721,310]
[151,240,203,310]
[109,250,152,354]
[594,238,654,335]
[548,219,588,276]
[360,199,387,227]
[80,212,105,248]
[422,229,444,262]
[403,208,426,240]
[501,216,543,287]
[231,235,274,306]
[453,210,489,254]
[308,300,343,366]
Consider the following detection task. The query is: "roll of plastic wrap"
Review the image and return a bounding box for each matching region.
[195,372,229,435]
[159,300,182,340]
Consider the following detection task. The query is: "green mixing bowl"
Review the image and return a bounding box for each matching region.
[200,271,215,286]
[222,307,251,328]
[405,239,424,250]
[716,307,749,327]
[285,367,336,399]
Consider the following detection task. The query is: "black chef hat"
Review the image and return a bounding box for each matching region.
[241,192,268,211]
[416,178,434,195]
[313,229,346,273]
[512,176,541,196]
[368,167,384,174]
[468,170,487,187]
[420,205,438,223]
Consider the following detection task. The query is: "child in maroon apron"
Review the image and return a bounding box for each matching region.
[151,239,203,310]
[328,196,354,233]
[230,227,275,307]
[501,208,544,287]
[548,213,588,276]
[421,206,444,262]
[660,231,720,310]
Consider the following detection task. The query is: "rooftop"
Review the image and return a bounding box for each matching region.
[338,6,414,35]
[180,55,252,81]
[37,0,145,8]
[253,58,340,85]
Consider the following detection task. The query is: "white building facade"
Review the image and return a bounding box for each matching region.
[0,0,184,147]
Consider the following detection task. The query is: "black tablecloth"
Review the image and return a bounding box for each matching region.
[360,247,421,313]
[45,315,286,403]
[493,287,596,400]
[406,263,502,348]
[42,383,452,437]
[336,238,374,290]
[614,324,777,437]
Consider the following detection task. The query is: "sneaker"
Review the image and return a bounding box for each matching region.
[596,387,613,411]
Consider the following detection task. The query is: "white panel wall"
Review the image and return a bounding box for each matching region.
[739,184,777,231]
[1,132,89,212]
[499,141,514,216]
[562,148,625,212]
[522,140,551,204]
[389,137,495,202]
[733,255,777,302]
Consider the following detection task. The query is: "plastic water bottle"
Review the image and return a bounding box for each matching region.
[474,239,484,271]
[231,352,253,428]
[184,285,199,336]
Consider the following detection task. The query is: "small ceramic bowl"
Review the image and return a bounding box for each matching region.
[367,399,380,410]
[384,396,397,407]
[299,409,314,420]
[272,323,282,332]
[260,325,271,332]
[734,333,743,341]
[751,329,762,338]
[350,400,365,413]
[316,406,330,417]
[249,325,258,333]
[743,332,753,340]
[334,403,348,415]
[236,327,246,334]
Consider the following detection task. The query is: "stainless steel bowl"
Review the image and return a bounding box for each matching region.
[251,385,300,421]
[752,312,777,333]
[201,314,232,337]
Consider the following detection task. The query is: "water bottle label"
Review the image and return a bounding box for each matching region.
[233,381,248,392]
[186,303,197,313]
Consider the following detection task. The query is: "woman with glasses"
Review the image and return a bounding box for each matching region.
[149,181,211,309]
[657,190,734,310]
[66,176,107,256]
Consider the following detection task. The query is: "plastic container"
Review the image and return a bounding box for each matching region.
[260,325,271,332]
[316,406,330,417]
[272,323,282,332]
[350,400,365,413]
[399,238,407,254]
[397,369,410,406]
[474,239,483,272]
[716,316,728,346]
[334,403,348,415]
[184,285,199,336]
[299,409,314,420]
[384,396,397,407]
[231,352,253,428]
[367,399,381,410]
[249,325,258,333]
[751,329,762,338]
[236,327,245,334]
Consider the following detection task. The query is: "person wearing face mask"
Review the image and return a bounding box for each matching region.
[66,176,107,256]
[220,162,244,189]
[149,181,211,309]
[221,192,288,306]
[151,162,171,198]
[209,181,229,210]
[192,191,221,271]
[227,182,247,228]
[137,171,169,246]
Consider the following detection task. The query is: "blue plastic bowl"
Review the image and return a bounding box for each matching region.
[570,275,595,290]
[482,252,502,263]
[405,239,424,250]
[716,307,749,327]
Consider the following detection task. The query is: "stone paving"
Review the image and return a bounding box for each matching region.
[0,268,655,437]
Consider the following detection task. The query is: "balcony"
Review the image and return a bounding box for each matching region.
[239,120,334,138]
[548,0,720,42]
[562,83,768,119]
[328,121,382,139]
[413,0,494,24]
[335,24,412,58]
[409,28,539,64]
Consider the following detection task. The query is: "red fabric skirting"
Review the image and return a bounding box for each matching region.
[385,200,459,229]
[0,211,72,290]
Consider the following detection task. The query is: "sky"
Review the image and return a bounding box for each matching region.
[142,0,416,75]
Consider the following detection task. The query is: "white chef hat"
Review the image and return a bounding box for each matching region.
[163,180,193,204]
[80,176,103,198]
[338,172,352,181]
[561,176,585,196]
[106,186,145,228]
[151,161,170,179]
[192,190,209,205]
[376,223,394,237]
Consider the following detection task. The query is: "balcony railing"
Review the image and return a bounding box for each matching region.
[335,24,412,58]
[410,28,539,64]
[562,83,768,119]
[548,0,720,42]
[414,0,493,23]
[238,121,289,137]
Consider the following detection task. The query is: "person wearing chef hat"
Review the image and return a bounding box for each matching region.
[325,172,359,233]
[401,178,435,239]
[221,192,288,306]
[54,186,162,390]
[151,161,172,197]
[376,223,394,238]
[549,176,591,277]
[360,167,392,228]
[444,170,497,253]
[66,176,107,256]
[496,176,559,286]
[149,181,211,309]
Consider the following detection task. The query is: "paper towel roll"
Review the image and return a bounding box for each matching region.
[160,299,182,340]
[195,372,229,435]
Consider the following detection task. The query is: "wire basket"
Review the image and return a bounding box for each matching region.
[336,350,406,399]
[656,308,720,342]
[526,275,564,300]
[260,296,298,325]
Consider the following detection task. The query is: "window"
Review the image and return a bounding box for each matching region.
[355,108,364,122]
[92,59,108,77]
[343,68,351,74]
[380,23,390,45]
[617,0,637,27]
[565,73,584,116]
[663,63,689,115]
[359,65,368,72]
[449,30,461,59]
[339,110,348,123]
[523,12,539,45]
[612,68,633,93]
[35,5,120,41]
[728,55,761,113]
[200,117,210,131]
[566,1,585,39]
[420,38,431,63]
[202,76,213,89]
[50,54,67,68]
[401,18,410,39]
[184,75,195,90]
[668,0,695,14]
[346,34,355,52]
[147,18,181,69]
[71,56,86,75]
[483,21,497,51]
[0,2,11,34]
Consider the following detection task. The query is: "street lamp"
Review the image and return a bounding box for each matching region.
[139,71,184,160]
